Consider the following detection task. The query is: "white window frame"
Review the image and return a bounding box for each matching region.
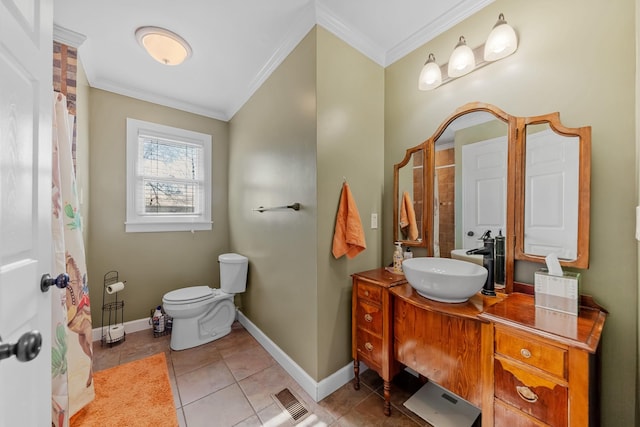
[126,118,212,232]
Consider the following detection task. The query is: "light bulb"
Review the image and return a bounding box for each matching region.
[418,53,442,90]
[448,36,475,78]
[484,13,518,61]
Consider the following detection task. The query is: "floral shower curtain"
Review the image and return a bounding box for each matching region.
[51,92,95,426]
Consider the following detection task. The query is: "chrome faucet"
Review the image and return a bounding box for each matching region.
[466,234,496,296]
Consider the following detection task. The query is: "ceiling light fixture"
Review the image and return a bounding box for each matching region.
[135,26,192,66]
[418,13,518,91]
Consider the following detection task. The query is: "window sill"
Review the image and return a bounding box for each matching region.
[125,221,212,233]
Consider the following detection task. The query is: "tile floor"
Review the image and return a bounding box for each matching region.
[93,321,436,426]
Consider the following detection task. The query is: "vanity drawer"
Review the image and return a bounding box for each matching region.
[355,329,383,369]
[355,300,383,334]
[356,281,383,305]
[494,400,550,427]
[494,358,567,426]
[495,328,567,379]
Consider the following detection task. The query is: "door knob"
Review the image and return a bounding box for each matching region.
[467,231,475,236]
[40,273,69,293]
[0,331,42,362]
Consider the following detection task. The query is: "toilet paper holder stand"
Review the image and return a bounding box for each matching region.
[101,270,126,346]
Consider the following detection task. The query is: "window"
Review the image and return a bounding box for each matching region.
[126,118,212,232]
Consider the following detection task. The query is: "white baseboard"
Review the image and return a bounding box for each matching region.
[91,317,151,342]
[91,310,363,403]
[236,310,364,402]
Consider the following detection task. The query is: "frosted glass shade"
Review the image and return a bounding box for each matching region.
[448,37,475,78]
[484,14,518,61]
[418,54,442,90]
[136,27,192,66]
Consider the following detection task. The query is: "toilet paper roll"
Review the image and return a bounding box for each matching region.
[106,281,125,294]
[106,324,125,342]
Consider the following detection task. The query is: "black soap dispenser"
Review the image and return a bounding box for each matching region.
[495,230,505,286]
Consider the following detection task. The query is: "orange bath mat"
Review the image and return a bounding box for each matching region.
[70,352,177,426]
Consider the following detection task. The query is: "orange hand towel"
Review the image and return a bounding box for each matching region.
[399,191,419,241]
[332,182,366,259]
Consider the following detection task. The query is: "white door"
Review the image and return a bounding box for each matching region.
[524,129,579,260]
[461,136,507,249]
[0,0,53,426]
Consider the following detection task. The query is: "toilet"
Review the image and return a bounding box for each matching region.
[162,253,248,350]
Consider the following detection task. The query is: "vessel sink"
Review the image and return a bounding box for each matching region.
[402,257,487,303]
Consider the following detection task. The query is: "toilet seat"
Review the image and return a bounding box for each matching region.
[163,286,219,304]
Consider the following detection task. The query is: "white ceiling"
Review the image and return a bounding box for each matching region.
[53,0,494,121]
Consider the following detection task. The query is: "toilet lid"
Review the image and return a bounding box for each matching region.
[163,286,213,303]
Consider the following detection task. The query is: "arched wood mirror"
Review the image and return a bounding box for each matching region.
[393,145,427,246]
[515,113,591,269]
[393,102,591,292]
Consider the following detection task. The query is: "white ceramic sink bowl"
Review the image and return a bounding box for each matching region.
[402,257,487,303]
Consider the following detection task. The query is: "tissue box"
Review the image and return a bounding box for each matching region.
[534,269,580,316]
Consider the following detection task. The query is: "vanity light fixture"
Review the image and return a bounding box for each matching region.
[484,13,518,61]
[135,26,192,66]
[418,53,442,90]
[447,36,475,78]
[418,13,518,91]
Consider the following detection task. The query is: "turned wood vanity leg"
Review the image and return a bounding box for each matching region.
[383,380,391,416]
[353,360,360,390]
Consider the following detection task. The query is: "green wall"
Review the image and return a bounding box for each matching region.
[87,89,230,325]
[229,29,319,377]
[229,27,384,380]
[316,27,385,378]
[383,0,636,424]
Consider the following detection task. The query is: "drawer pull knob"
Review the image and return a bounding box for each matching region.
[364,314,373,322]
[516,385,539,403]
[364,290,370,296]
[520,348,532,359]
[364,342,374,352]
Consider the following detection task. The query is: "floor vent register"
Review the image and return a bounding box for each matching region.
[273,388,310,423]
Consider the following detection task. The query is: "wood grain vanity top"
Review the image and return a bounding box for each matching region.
[479,292,606,353]
[352,268,407,288]
[390,283,507,321]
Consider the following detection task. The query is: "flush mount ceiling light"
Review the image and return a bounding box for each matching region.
[447,36,475,78]
[418,53,442,90]
[135,26,192,66]
[484,13,518,61]
[418,13,518,91]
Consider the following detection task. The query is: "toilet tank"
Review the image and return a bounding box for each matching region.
[218,253,248,293]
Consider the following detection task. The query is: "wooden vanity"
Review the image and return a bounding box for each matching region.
[351,268,606,426]
[351,268,405,416]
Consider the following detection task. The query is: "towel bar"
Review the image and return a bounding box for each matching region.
[253,203,301,213]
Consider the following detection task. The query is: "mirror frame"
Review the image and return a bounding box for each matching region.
[393,102,591,292]
[514,112,591,269]
[424,103,515,291]
[393,144,428,247]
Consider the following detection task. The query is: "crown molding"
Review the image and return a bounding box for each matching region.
[53,23,86,48]
[386,0,495,65]
[315,2,386,66]
[91,77,229,121]
[228,1,317,120]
